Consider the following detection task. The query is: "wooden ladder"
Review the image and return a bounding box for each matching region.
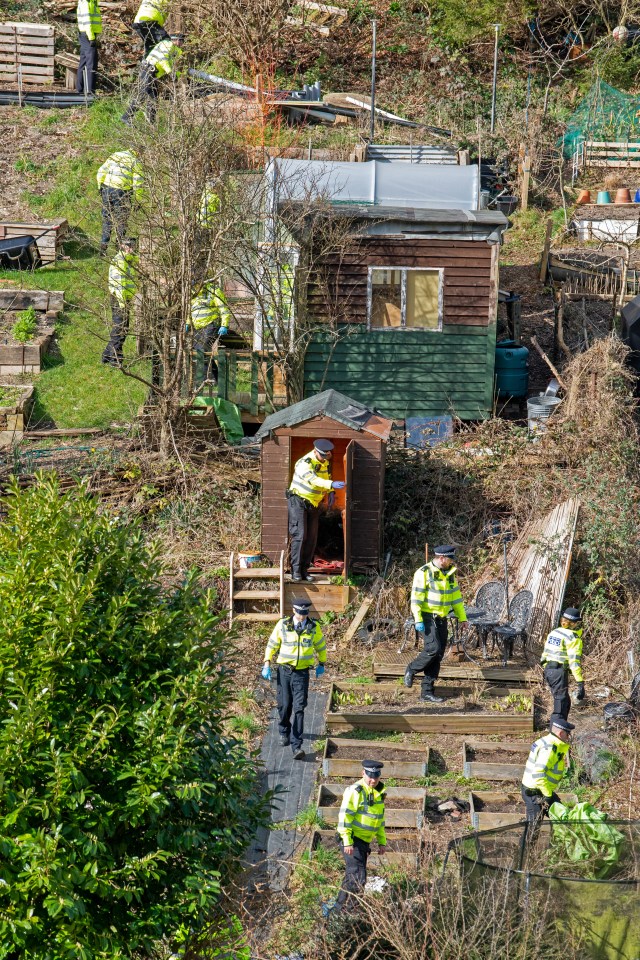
[229,551,285,625]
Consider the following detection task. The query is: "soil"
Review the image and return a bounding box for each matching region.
[467,748,528,764]
[326,743,426,761]
[0,312,51,347]
[472,796,522,813]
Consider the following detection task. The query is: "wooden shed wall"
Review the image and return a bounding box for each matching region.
[260,419,385,570]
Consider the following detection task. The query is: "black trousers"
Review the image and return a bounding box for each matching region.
[122,62,158,123]
[287,493,320,578]
[77,33,98,94]
[336,836,369,908]
[408,614,448,695]
[544,663,571,722]
[521,785,561,823]
[100,187,131,246]
[102,296,129,364]
[276,665,309,751]
[193,324,219,385]
[132,20,170,56]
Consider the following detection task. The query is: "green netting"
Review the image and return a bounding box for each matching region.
[562,80,640,157]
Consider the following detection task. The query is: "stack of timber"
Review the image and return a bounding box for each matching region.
[286,1,348,37]
[505,498,580,649]
[0,22,55,86]
[0,219,67,264]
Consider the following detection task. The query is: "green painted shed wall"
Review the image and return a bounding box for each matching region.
[304,323,497,420]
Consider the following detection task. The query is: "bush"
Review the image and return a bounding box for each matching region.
[0,474,270,959]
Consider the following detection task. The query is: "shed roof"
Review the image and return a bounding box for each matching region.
[255,389,393,441]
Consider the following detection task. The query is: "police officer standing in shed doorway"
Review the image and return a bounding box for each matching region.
[540,607,585,723]
[404,545,467,702]
[261,600,326,759]
[286,439,345,583]
[521,717,573,822]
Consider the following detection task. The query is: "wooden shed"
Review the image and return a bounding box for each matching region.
[254,390,393,575]
[266,159,509,423]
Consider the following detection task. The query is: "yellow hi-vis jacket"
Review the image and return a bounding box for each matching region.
[267,264,294,322]
[134,0,169,25]
[77,0,102,40]
[337,778,386,846]
[521,732,570,797]
[145,38,181,77]
[96,151,144,201]
[198,185,220,228]
[190,284,230,330]
[288,451,333,507]
[410,561,467,623]
[263,617,326,670]
[540,626,584,682]
[108,251,139,307]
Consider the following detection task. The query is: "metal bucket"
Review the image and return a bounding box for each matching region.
[527,395,562,434]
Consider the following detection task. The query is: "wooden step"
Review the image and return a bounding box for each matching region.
[233,590,281,600]
[233,567,281,578]
[235,612,282,622]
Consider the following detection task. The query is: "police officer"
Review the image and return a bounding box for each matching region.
[102,237,138,366]
[334,761,386,912]
[189,280,230,384]
[521,717,573,822]
[261,600,326,759]
[76,0,101,95]
[132,0,171,56]
[540,607,585,723]
[404,545,467,702]
[287,440,345,583]
[121,37,182,124]
[96,150,144,255]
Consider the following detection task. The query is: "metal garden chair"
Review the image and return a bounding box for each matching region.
[462,580,507,661]
[490,588,534,665]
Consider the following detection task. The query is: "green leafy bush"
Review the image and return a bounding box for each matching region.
[11,306,38,343]
[0,474,270,959]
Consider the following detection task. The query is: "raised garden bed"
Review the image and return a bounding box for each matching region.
[469,790,579,829]
[462,739,531,781]
[317,783,426,829]
[326,682,535,735]
[373,659,534,684]
[0,289,62,375]
[309,828,422,868]
[322,736,430,780]
[0,383,33,447]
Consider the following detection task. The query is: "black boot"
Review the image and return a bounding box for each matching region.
[420,683,444,703]
[404,669,414,689]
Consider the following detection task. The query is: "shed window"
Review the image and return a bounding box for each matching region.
[368,267,443,331]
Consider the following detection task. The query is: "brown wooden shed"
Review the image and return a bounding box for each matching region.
[255,390,393,575]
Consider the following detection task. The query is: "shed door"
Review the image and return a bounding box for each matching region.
[343,440,354,578]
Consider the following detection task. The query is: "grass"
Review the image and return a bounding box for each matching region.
[0,98,147,429]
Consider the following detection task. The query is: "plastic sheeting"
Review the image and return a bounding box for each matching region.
[267,158,479,210]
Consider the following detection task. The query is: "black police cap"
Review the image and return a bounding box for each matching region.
[362,760,384,775]
[434,545,456,558]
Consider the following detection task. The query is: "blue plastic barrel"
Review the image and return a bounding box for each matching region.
[495,339,529,398]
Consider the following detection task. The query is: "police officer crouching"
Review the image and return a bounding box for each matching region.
[261,600,326,759]
[521,717,573,822]
[323,760,386,915]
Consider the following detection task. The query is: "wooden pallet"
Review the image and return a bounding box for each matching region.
[462,738,531,781]
[469,790,578,829]
[0,219,68,265]
[0,22,55,86]
[322,736,430,780]
[317,783,426,829]
[286,0,348,36]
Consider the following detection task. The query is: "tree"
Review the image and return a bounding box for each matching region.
[0,474,270,959]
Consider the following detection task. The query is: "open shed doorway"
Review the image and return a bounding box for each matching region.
[289,436,353,576]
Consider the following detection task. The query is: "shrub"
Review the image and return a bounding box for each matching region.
[0,474,270,959]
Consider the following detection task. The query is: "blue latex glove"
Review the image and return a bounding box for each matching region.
[316,664,325,678]
[218,326,228,336]
[331,481,345,489]
[415,621,425,633]
[261,663,271,680]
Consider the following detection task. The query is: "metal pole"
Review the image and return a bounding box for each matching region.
[370,19,377,143]
[503,536,510,613]
[490,23,500,133]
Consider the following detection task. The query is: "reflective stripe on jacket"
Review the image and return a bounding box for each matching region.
[77,0,102,39]
[145,38,181,77]
[134,0,169,25]
[541,626,584,682]
[521,733,570,797]
[410,561,467,622]
[198,186,220,227]
[337,779,386,846]
[263,617,326,670]
[288,452,332,507]
[108,251,139,306]
[190,284,230,330]
[97,151,144,200]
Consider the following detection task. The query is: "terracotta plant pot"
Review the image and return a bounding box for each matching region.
[615,188,632,203]
[575,189,591,204]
